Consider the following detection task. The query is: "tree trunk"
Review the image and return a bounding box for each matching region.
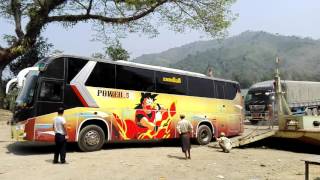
[0,65,6,109]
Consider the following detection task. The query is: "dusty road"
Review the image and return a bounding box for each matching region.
[0,110,319,180]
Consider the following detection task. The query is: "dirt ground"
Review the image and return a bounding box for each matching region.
[0,110,319,180]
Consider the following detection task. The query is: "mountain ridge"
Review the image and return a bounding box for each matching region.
[133,31,320,88]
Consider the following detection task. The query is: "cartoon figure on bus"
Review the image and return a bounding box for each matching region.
[135,93,164,132]
[113,92,176,140]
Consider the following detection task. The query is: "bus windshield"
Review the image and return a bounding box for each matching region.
[16,71,39,107]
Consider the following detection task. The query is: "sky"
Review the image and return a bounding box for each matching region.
[1,0,320,58]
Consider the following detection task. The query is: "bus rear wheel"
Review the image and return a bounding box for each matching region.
[196,125,212,145]
[78,125,105,152]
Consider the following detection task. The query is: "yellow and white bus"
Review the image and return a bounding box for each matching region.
[10,55,244,151]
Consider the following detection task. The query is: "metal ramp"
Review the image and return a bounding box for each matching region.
[208,126,277,148]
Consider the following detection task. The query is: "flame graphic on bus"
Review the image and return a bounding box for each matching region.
[113,102,176,140]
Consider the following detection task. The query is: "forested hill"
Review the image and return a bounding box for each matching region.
[133,31,320,88]
[133,40,219,67]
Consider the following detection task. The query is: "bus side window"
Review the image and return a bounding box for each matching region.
[39,81,63,102]
[214,80,225,99]
[187,77,214,98]
[86,62,116,88]
[116,65,155,92]
[67,58,88,83]
[42,58,65,79]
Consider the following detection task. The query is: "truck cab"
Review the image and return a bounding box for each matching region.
[245,85,274,124]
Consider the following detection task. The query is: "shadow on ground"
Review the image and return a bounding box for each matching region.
[167,154,187,160]
[6,142,79,156]
[240,137,320,155]
[6,136,320,156]
[6,139,182,156]
[103,139,181,150]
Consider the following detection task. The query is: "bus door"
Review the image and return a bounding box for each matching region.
[36,78,64,115]
[34,78,64,141]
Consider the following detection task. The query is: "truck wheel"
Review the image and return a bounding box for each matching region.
[78,125,105,152]
[196,125,212,145]
[250,120,258,125]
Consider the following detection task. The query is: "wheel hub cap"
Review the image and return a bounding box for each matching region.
[84,130,100,146]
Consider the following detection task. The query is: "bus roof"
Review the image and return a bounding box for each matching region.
[43,54,239,84]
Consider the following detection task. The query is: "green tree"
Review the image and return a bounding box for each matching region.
[106,40,130,61]
[0,0,236,68]
[9,36,53,76]
[0,0,236,105]
[2,36,52,107]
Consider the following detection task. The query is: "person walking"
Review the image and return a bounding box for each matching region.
[176,114,193,159]
[217,132,232,153]
[53,107,68,164]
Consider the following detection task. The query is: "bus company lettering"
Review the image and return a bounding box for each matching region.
[162,77,182,84]
[97,89,130,99]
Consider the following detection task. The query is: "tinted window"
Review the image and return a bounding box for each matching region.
[85,62,116,88]
[156,72,187,95]
[116,65,155,92]
[225,82,238,100]
[67,58,88,83]
[42,58,64,79]
[63,85,84,108]
[188,77,214,98]
[214,80,225,99]
[38,81,63,102]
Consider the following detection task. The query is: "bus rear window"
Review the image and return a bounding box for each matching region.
[224,82,238,100]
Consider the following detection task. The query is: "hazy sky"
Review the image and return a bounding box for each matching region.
[1,0,320,58]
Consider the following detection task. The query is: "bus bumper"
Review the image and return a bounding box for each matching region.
[11,118,35,141]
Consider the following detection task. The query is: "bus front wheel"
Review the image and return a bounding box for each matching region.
[196,125,212,145]
[78,125,105,152]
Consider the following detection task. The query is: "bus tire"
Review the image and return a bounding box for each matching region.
[78,125,105,152]
[196,125,212,145]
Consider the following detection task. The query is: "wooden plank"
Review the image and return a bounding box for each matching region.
[208,129,276,148]
[301,156,320,180]
[236,130,276,147]
[301,156,320,165]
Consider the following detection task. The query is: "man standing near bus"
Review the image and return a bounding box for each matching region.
[53,107,68,164]
[176,114,193,159]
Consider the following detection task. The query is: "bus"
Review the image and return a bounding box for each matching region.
[10,55,244,151]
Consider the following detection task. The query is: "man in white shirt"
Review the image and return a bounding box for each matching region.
[53,107,68,164]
